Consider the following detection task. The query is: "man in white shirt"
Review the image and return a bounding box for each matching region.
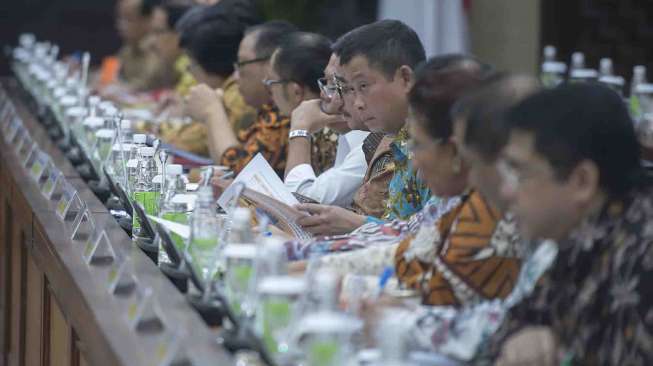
[284,52,370,206]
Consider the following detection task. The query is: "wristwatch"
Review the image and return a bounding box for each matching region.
[288,129,311,140]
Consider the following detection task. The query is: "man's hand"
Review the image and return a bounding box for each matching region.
[496,326,558,366]
[209,169,233,198]
[295,203,366,236]
[290,99,345,133]
[185,84,224,123]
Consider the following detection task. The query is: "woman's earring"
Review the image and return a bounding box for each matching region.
[452,155,462,174]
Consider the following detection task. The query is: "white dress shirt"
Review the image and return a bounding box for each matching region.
[285,130,369,207]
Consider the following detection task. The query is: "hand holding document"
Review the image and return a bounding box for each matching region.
[216,154,312,240]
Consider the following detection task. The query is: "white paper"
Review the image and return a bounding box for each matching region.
[217,153,298,212]
[148,215,190,240]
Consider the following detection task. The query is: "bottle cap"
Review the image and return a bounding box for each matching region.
[139,146,155,157]
[542,61,567,74]
[570,68,598,80]
[133,134,147,144]
[598,75,624,87]
[233,207,251,225]
[60,95,77,107]
[112,143,133,152]
[635,83,653,94]
[571,52,585,67]
[88,96,101,106]
[599,58,613,75]
[95,129,115,139]
[223,244,257,260]
[65,106,87,119]
[257,276,306,296]
[120,119,132,130]
[166,164,183,176]
[83,116,105,128]
[543,45,556,60]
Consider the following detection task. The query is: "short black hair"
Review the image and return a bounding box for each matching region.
[159,0,193,30]
[140,0,160,16]
[176,0,261,34]
[273,32,332,94]
[332,19,426,80]
[505,83,642,198]
[179,16,244,77]
[245,20,299,59]
[457,73,539,161]
[408,54,489,140]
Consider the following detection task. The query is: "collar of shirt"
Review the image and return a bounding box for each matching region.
[390,126,410,166]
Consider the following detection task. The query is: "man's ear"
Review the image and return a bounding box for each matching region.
[568,159,601,204]
[395,65,414,92]
[287,81,304,104]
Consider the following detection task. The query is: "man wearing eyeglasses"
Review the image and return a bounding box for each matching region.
[293,20,431,236]
[185,20,298,177]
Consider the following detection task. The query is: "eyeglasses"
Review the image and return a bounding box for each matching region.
[262,78,291,88]
[233,56,270,72]
[317,77,342,99]
[407,137,444,153]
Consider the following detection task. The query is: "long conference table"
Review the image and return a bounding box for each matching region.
[0,77,236,366]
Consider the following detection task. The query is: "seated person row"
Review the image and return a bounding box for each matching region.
[481,82,653,365]
[289,20,433,235]
[164,2,261,156]
[288,56,526,311]
[187,20,299,176]
[357,81,653,364]
[112,0,176,92]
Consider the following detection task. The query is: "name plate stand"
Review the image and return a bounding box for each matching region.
[82,230,115,266]
[55,179,79,221]
[29,151,49,182]
[41,162,61,199]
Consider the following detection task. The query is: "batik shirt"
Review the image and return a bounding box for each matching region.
[161,75,257,158]
[285,196,460,262]
[221,104,290,177]
[484,187,653,365]
[383,127,432,221]
[351,133,394,219]
[311,126,340,176]
[390,240,558,362]
[395,191,522,306]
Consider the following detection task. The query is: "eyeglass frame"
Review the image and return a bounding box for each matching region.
[262,78,291,88]
[233,56,270,73]
[317,76,342,99]
[407,137,445,153]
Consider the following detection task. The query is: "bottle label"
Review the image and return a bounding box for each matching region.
[161,212,188,251]
[308,339,340,366]
[132,191,160,232]
[189,238,219,281]
[262,299,292,354]
[226,264,253,316]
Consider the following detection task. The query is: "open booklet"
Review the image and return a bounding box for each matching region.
[217,153,313,241]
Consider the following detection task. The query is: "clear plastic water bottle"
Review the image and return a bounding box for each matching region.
[570,51,585,72]
[599,58,613,77]
[254,238,307,357]
[542,45,556,63]
[540,62,567,88]
[109,142,131,179]
[188,186,221,284]
[158,164,189,264]
[223,208,256,315]
[371,311,414,366]
[299,270,362,366]
[132,146,159,241]
[119,119,134,143]
[630,65,648,120]
[127,133,147,195]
